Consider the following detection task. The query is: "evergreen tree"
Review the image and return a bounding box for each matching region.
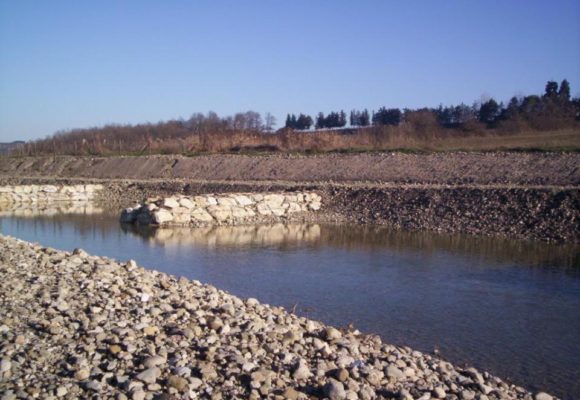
[339,111,347,127]
[558,79,571,102]
[315,113,325,129]
[373,107,401,125]
[478,99,500,124]
[545,81,559,98]
[296,114,313,130]
[360,109,370,126]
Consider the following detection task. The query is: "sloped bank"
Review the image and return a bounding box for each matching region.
[105,180,580,242]
[327,186,580,243]
[0,235,553,400]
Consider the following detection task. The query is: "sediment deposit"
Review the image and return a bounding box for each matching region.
[120,192,322,227]
[0,235,552,400]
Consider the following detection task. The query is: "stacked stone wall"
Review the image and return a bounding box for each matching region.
[0,184,103,204]
[121,192,322,227]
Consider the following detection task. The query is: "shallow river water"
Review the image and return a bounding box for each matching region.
[1,206,579,399]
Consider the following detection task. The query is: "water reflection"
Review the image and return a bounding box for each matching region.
[1,201,578,270]
[123,223,322,249]
[0,201,104,217]
[122,222,579,270]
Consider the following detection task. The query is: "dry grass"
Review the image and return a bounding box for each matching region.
[217,128,580,154]
[12,127,580,157]
[418,129,580,152]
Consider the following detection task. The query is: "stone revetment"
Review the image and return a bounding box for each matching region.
[120,192,322,226]
[0,184,104,205]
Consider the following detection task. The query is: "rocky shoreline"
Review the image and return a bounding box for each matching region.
[0,178,577,243]
[0,235,555,400]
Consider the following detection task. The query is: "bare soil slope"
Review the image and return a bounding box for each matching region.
[1,152,578,186]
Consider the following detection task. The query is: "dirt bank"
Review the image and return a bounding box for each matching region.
[1,152,579,186]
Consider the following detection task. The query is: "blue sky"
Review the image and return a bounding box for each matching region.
[0,0,578,142]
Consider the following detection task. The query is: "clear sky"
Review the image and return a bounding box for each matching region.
[0,0,578,142]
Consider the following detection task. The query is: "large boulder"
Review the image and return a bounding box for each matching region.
[119,208,137,223]
[191,208,214,223]
[151,209,174,224]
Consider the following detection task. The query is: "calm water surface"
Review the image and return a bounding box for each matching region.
[1,205,579,399]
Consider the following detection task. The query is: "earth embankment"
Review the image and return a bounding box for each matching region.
[0,152,578,186]
[1,153,578,242]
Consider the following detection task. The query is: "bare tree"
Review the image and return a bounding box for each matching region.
[264,112,277,132]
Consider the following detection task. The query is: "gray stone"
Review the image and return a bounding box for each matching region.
[75,368,90,380]
[136,367,161,384]
[461,390,475,400]
[0,359,11,373]
[85,380,102,391]
[385,365,404,380]
[167,375,188,391]
[324,327,342,341]
[143,355,166,368]
[131,390,146,400]
[292,359,311,380]
[433,387,446,398]
[323,379,346,400]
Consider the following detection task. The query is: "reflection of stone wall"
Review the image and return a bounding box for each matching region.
[128,223,321,247]
[0,184,103,204]
[0,202,104,217]
[121,192,322,227]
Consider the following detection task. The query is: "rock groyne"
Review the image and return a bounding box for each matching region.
[0,235,550,400]
[121,192,322,227]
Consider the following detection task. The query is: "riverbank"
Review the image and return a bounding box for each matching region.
[0,178,577,242]
[0,152,578,242]
[0,235,553,400]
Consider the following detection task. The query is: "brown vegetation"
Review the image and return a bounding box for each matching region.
[8,79,580,156]
[11,125,579,157]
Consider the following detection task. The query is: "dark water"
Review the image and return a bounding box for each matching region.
[1,206,579,399]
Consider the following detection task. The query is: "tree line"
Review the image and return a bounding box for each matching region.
[285,79,577,131]
[10,79,579,156]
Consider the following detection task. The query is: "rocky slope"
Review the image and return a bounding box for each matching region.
[0,235,554,400]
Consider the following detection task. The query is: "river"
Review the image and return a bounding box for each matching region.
[1,205,578,399]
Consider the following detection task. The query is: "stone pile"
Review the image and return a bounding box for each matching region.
[120,192,322,227]
[0,235,553,400]
[0,184,104,205]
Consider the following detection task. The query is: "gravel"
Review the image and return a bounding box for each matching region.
[0,234,555,399]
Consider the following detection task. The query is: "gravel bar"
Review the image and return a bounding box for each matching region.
[0,235,555,400]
